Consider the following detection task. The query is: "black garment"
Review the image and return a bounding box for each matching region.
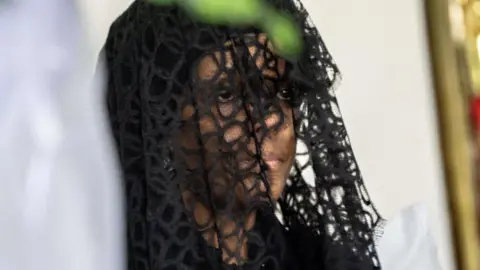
[103,1,383,269]
[198,209,299,270]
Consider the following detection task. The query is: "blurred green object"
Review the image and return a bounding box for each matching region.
[149,0,303,60]
[182,0,263,24]
[262,7,302,60]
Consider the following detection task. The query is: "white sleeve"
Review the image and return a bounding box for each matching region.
[377,204,443,270]
[0,1,125,270]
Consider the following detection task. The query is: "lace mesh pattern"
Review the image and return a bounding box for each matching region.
[104,1,383,269]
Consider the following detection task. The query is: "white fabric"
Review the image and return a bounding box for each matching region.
[0,1,129,269]
[377,204,443,270]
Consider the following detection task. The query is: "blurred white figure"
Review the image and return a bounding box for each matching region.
[378,204,443,270]
[0,0,130,269]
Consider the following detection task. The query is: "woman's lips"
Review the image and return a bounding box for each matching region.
[263,154,283,170]
[236,157,282,170]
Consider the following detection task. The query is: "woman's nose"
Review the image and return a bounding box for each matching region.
[252,112,280,134]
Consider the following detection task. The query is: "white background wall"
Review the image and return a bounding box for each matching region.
[301,0,454,269]
[80,0,455,269]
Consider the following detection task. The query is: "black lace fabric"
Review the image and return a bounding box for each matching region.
[103,0,383,269]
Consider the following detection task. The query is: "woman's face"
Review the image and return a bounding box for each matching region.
[181,34,296,205]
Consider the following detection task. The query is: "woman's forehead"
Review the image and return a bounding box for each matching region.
[195,33,287,82]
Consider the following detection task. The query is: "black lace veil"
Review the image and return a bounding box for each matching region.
[103,0,383,269]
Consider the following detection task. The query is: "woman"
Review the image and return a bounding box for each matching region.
[103,0,383,269]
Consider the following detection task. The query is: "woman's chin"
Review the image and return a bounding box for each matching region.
[267,176,287,201]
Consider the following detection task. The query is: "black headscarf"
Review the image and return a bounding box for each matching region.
[103,0,383,269]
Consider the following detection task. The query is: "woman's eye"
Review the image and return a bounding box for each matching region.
[276,88,292,100]
[217,89,234,103]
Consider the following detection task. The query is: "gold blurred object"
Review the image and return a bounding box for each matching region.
[424,0,480,269]
[465,1,480,92]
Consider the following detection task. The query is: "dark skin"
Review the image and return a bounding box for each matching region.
[180,34,296,264]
